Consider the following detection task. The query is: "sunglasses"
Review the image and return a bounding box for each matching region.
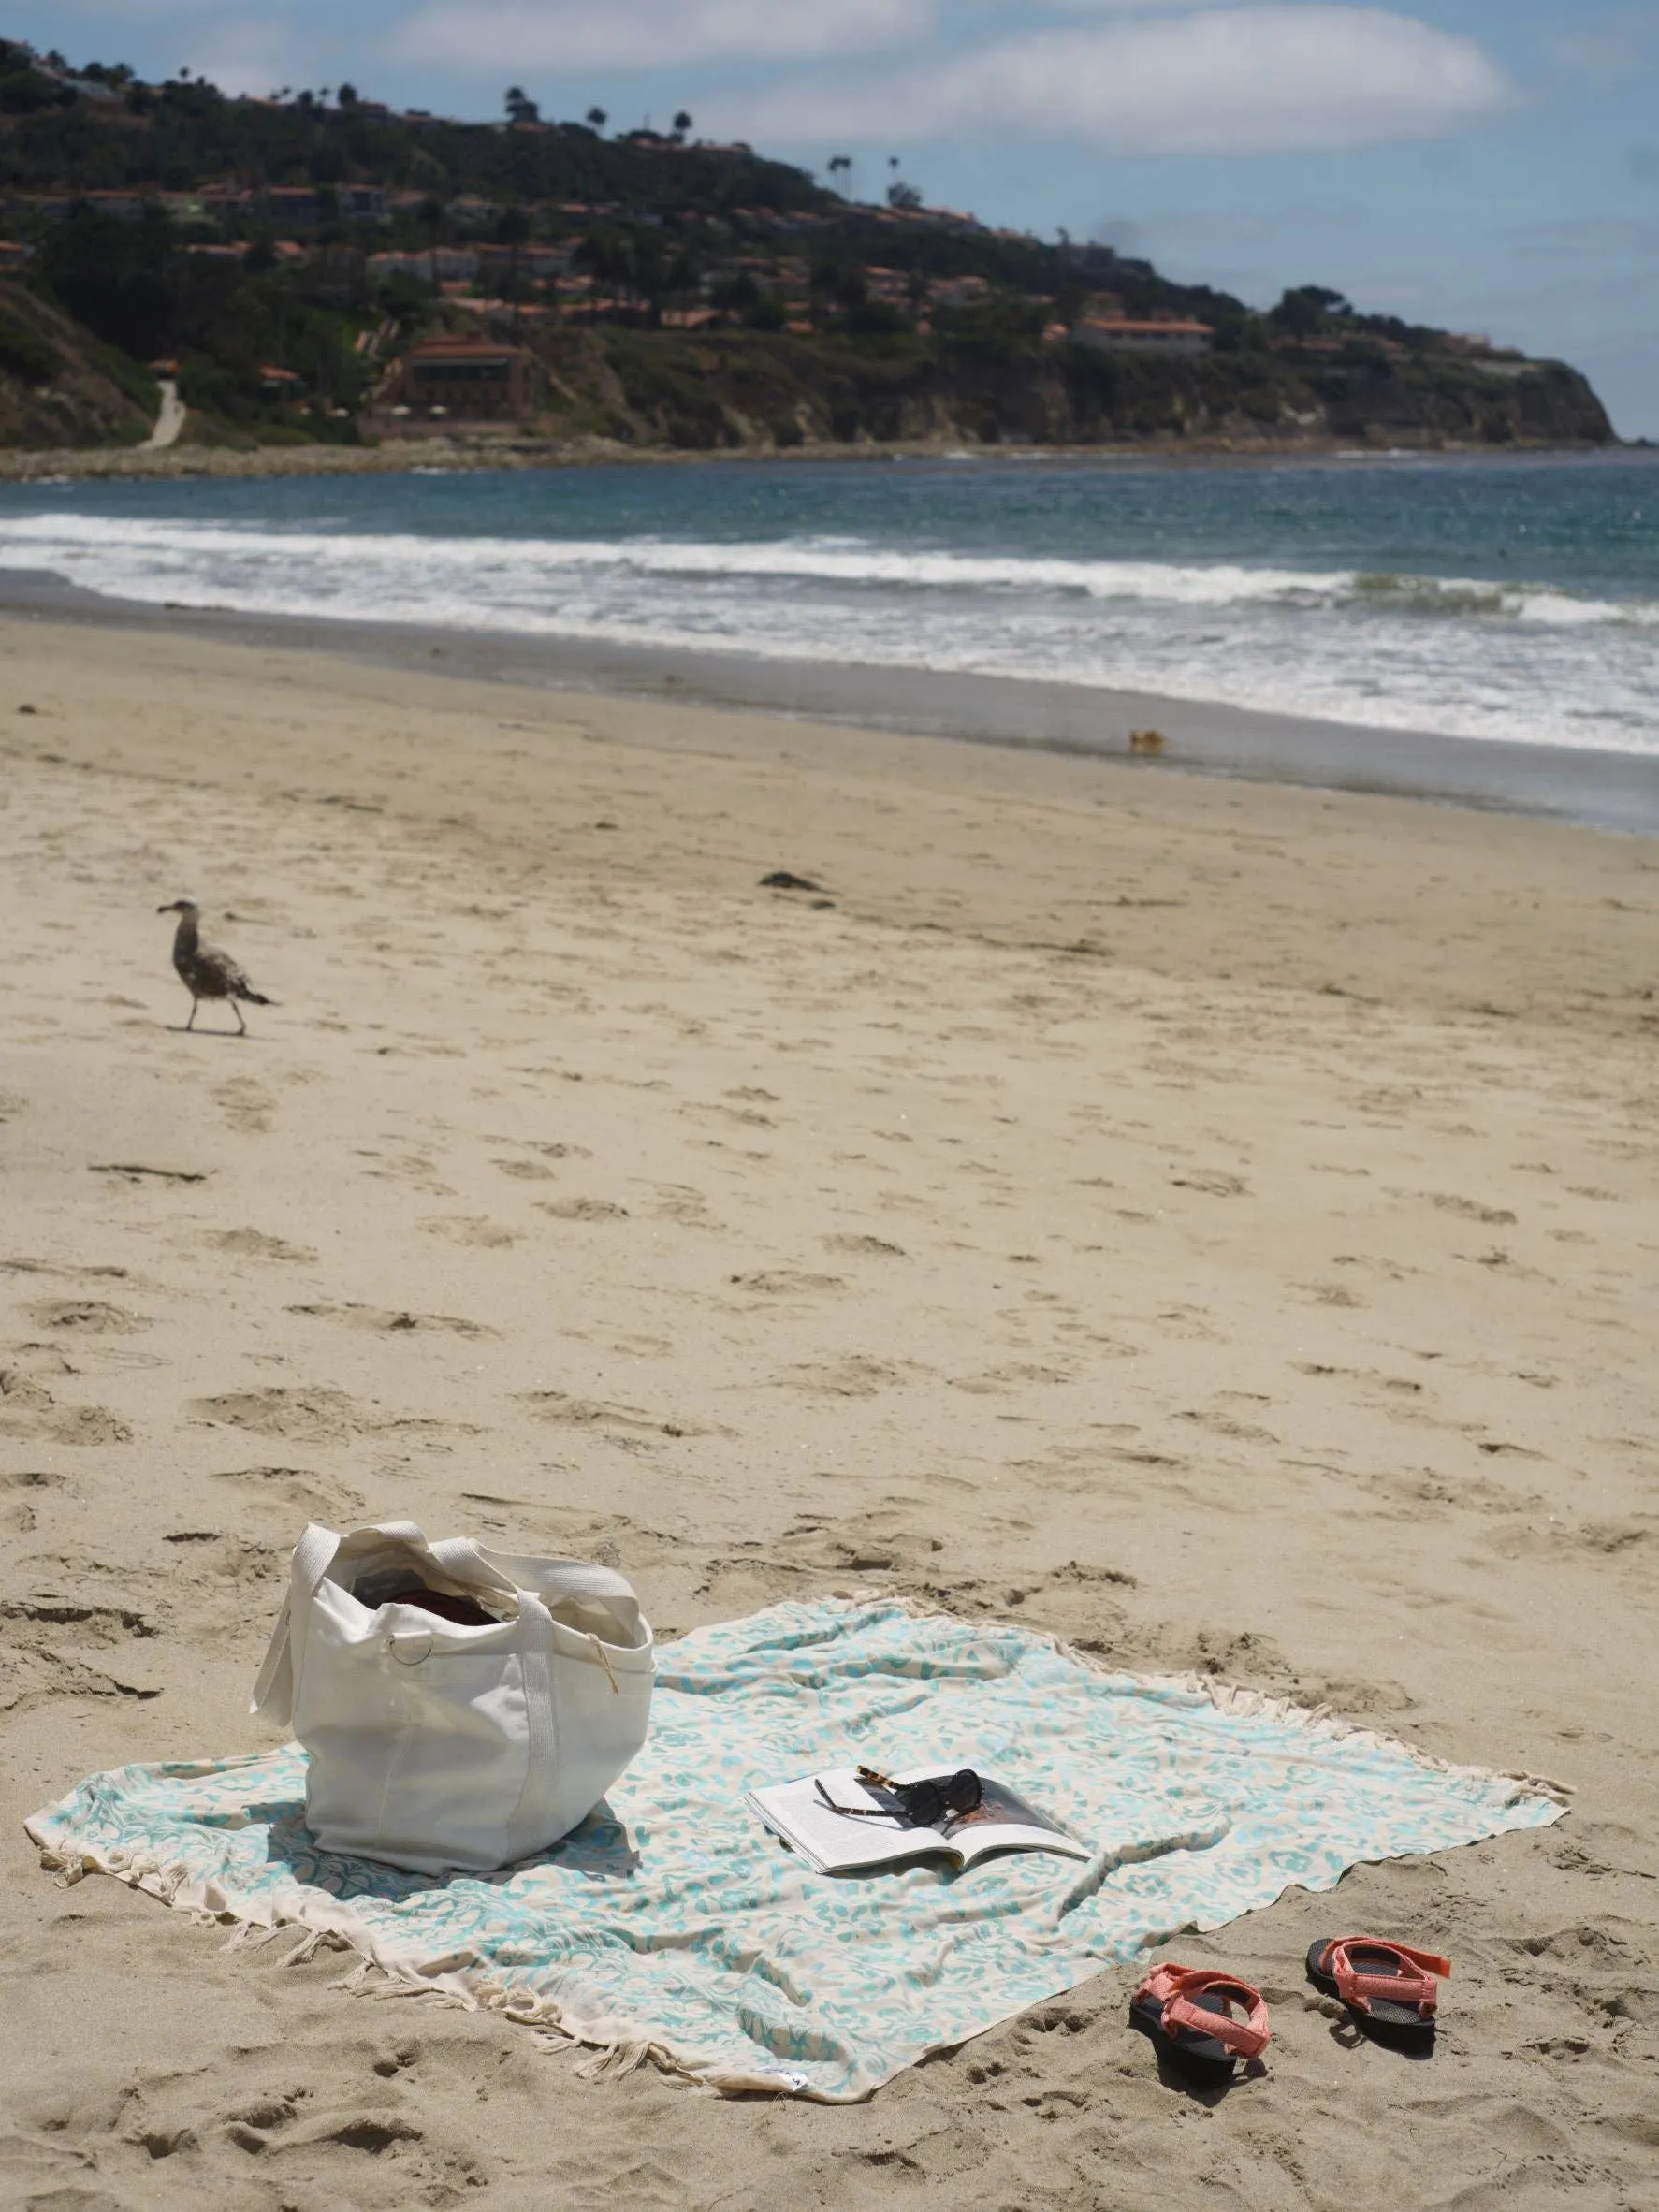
[816,1765,983,1827]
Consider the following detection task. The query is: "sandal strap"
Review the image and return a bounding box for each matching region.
[1324,1937,1449,2015]
[1139,1964,1271,2059]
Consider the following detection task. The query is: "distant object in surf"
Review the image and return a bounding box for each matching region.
[761,869,825,892]
[1128,728,1168,757]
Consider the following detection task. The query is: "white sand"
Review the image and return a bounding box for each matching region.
[1,615,1655,2210]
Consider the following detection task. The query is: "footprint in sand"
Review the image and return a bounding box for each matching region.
[193,1387,473,1446]
[822,1233,907,1259]
[212,1078,276,1134]
[952,1363,1074,1395]
[420,1215,519,1246]
[1,1257,131,1285]
[189,1387,367,1445]
[210,1465,367,1522]
[517,1390,701,1440]
[201,1229,318,1263]
[286,1302,499,1338]
[1408,1190,1519,1226]
[0,1373,133,1446]
[536,1199,629,1223]
[780,1355,906,1397]
[1,1466,65,1535]
[25,1298,150,1335]
[728,1271,846,1296]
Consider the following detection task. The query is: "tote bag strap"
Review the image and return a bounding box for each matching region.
[250,1521,519,1721]
[479,1551,641,1608]
[376,1520,521,1594]
[504,1587,561,1866]
[249,1520,342,1723]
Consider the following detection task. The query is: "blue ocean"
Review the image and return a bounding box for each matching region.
[2,449,1656,757]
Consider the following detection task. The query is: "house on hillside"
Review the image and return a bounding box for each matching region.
[372,337,542,425]
[337,184,388,225]
[369,247,481,284]
[80,190,153,223]
[1071,315,1213,357]
[929,275,991,309]
[447,196,502,232]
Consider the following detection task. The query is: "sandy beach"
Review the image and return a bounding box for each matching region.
[1,610,1656,2208]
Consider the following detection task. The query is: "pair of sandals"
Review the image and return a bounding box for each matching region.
[1130,1936,1451,2084]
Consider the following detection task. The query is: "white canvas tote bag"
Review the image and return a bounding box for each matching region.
[251,1519,654,1874]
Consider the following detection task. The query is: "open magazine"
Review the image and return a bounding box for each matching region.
[748,1766,1090,1876]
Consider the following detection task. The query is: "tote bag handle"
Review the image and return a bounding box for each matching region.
[250,1519,511,1723]
[250,1520,340,1724]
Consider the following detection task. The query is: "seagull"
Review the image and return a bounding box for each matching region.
[156,897,274,1035]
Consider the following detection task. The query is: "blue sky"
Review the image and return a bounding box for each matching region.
[28,0,1659,433]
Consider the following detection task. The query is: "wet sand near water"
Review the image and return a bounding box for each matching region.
[4,566,1658,836]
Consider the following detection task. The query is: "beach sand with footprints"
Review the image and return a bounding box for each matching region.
[1,611,1656,2208]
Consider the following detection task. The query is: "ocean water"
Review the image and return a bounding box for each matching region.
[2,450,1657,756]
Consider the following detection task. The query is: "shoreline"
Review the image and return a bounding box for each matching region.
[0,430,1630,486]
[3,565,1656,837]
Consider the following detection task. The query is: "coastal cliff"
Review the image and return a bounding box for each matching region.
[0,308,1612,471]
[520,325,1614,454]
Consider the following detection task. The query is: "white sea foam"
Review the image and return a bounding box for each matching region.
[2,511,1656,756]
[3,512,1654,623]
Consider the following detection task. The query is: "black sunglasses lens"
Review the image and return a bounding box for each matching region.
[947,1769,982,1812]
[900,1780,944,1825]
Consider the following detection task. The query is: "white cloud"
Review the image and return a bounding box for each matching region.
[178,16,298,93]
[393,0,935,77]
[709,7,1516,156]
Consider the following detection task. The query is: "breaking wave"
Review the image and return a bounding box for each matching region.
[1,512,1655,628]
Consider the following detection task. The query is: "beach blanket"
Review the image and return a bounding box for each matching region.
[25,1597,1563,2101]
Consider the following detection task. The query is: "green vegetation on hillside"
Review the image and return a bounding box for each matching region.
[0,39,1617,453]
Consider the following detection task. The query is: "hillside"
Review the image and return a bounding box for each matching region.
[0,280,154,445]
[0,39,1617,457]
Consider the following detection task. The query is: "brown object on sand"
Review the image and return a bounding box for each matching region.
[1128,728,1167,756]
[156,896,274,1034]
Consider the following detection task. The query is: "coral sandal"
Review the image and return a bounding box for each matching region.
[1306,1936,1449,2041]
[1129,1963,1271,2083]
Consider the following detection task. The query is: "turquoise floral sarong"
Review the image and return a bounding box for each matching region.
[25,1598,1562,2100]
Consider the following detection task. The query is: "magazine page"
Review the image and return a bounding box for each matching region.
[892,1770,1089,1870]
[749,1770,957,1875]
[749,1768,1089,1876]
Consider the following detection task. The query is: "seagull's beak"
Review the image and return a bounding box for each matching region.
[156,901,178,914]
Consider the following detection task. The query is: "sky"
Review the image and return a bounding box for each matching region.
[25,0,1659,434]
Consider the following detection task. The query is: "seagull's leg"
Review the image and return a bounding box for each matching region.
[232,999,247,1037]
[185,997,197,1031]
